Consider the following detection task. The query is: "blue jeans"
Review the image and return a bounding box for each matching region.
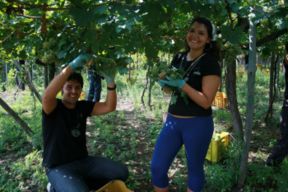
[151,114,214,192]
[87,70,102,102]
[46,156,129,192]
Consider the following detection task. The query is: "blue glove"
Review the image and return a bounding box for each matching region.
[157,80,166,88]
[104,74,115,85]
[159,78,185,89]
[69,54,92,71]
[99,70,116,84]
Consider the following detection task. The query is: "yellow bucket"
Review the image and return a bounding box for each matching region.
[206,132,230,163]
[96,180,133,192]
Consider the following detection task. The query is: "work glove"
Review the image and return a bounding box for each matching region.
[157,71,167,88]
[158,77,185,89]
[69,54,92,71]
[157,80,166,88]
[99,70,116,85]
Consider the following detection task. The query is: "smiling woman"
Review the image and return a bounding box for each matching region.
[151,17,221,192]
[186,22,211,55]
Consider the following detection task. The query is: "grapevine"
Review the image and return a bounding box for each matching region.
[87,54,131,76]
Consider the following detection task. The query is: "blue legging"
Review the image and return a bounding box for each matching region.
[151,114,214,192]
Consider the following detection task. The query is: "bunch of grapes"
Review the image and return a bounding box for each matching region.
[87,55,130,76]
[40,50,57,64]
[40,38,58,64]
[159,67,184,93]
[159,67,189,105]
[163,67,184,80]
[85,56,115,77]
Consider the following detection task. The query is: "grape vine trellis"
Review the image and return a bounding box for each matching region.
[1,1,287,96]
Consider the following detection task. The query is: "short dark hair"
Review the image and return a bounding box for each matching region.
[67,73,83,88]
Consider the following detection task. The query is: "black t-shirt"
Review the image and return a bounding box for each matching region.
[42,99,94,168]
[168,52,221,116]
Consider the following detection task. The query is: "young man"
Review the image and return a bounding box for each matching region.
[42,54,128,191]
[266,44,288,166]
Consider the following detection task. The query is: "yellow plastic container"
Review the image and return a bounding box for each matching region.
[96,180,133,192]
[206,132,230,163]
[212,92,228,109]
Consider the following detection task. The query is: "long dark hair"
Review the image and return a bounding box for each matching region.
[185,17,220,60]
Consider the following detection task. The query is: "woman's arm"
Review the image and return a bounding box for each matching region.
[182,75,220,109]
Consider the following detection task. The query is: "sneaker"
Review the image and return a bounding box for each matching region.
[46,183,52,192]
[47,183,55,192]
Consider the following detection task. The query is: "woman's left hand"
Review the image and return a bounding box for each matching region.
[159,77,185,89]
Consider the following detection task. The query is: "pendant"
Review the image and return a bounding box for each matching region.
[71,129,81,137]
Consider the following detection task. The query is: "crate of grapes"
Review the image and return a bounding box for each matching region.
[212,92,228,109]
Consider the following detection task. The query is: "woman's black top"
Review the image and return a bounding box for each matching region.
[168,52,221,116]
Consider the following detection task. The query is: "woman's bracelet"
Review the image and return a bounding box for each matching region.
[107,84,116,91]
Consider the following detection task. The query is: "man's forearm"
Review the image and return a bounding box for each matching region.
[42,66,73,100]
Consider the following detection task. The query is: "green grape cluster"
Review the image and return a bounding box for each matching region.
[40,50,57,64]
[40,38,58,64]
[159,66,184,88]
[88,55,130,76]
[163,67,184,80]
[42,38,56,49]
[90,55,117,74]
[159,67,189,105]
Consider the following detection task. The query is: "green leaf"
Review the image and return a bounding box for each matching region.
[57,50,67,59]
[93,4,108,15]
[221,25,246,45]
[69,6,94,27]
[18,50,27,60]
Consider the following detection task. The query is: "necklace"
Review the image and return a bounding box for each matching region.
[187,51,203,61]
[70,111,83,138]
